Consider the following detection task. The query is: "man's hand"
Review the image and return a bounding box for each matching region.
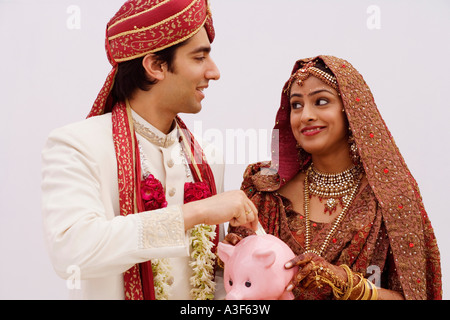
[182,190,258,231]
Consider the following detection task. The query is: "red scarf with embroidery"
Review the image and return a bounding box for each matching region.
[111,101,218,300]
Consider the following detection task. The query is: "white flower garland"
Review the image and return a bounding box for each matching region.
[151,259,172,300]
[189,224,217,300]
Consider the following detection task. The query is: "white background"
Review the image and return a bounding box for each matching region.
[0,0,449,299]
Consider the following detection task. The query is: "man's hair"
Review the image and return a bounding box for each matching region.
[111,41,185,102]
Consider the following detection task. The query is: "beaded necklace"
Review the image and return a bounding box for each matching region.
[307,164,362,214]
[303,164,362,257]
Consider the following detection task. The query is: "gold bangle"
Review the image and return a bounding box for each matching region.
[350,273,365,300]
[355,282,366,300]
[367,280,379,300]
[360,279,372,300]
[339,264,353,300]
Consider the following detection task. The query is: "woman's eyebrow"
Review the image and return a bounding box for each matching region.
[290,89,334,99]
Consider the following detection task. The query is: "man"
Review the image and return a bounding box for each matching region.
[41,0,257,300]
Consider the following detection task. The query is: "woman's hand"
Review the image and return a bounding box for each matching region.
[223,233,243,246]
[284,252,348,292]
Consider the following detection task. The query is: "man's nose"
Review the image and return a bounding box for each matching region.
[206,58,220,81]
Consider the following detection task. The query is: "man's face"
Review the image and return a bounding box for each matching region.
[161,27,220,115]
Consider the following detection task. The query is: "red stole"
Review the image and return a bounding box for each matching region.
[111,102,218,300]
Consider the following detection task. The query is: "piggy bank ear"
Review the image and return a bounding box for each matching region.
[252,249,276,268]
[217,242,235,264]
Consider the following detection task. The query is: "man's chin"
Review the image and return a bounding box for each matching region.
[180,105,202,115]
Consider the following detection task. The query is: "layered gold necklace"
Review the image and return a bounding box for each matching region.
[303,164,362,257]
[307,164,362,214]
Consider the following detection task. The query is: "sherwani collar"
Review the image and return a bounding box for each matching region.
[131,109,178,148]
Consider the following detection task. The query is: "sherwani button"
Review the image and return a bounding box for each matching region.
[168,187,176,197]
[167,159,174,168]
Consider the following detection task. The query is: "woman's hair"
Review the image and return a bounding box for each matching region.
[111,41,185,102]
[311,58,336,79]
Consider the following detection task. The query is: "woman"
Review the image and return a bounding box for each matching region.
[232,56,441,300]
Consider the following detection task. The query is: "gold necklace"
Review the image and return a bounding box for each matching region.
[307,164,362,214]
[303,165,361,257]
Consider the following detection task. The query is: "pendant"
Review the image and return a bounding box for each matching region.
[324,198,338,215]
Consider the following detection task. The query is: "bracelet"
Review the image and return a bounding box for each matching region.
[350,274,379,300]
[366,278,379,300]
[340,264,354,300]
[351,273,365,300]
[309,263,379,300]
[309,261,348,298]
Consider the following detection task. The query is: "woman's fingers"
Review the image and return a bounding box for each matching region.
[223,233,242,246]
[285,253,312,269]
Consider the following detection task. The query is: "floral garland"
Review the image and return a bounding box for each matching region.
[140,171,217,300]
[185,182,217,300]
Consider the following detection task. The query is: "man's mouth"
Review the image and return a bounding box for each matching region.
[196,86,208,99]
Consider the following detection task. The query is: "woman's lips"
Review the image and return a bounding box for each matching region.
[301,126,326,136]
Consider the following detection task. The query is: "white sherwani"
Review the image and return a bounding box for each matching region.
[41,110,225,299]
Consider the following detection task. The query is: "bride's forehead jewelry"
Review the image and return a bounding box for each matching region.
[285,61,339,93]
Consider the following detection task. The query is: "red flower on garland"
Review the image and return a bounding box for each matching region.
[141,174,167,211]
[184,181,212,203]
[141,175,212,210]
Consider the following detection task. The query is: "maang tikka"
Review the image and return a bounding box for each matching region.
[285,60,339,93]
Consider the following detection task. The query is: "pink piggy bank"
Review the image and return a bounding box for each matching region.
[217,234,298,300]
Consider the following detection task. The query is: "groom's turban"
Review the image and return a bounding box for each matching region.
[88,0,215,117]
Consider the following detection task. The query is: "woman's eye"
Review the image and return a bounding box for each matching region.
[291,102,303,109]
[317,98,328,106]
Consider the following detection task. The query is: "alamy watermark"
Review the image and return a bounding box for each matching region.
[367,5,381,30]
[189,121,277,166]
[66,5,81,30]
[66,265,81,290]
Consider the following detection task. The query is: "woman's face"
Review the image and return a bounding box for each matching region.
[289,75,348,158]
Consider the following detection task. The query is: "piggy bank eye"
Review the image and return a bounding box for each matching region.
[245,281,252,288]
[228,279,233,286]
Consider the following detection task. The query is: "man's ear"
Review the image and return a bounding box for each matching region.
[142,53,165,81]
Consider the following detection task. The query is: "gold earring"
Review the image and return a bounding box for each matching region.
[348,131,360,165]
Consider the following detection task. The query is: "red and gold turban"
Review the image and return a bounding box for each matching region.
[88,0,215,118]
